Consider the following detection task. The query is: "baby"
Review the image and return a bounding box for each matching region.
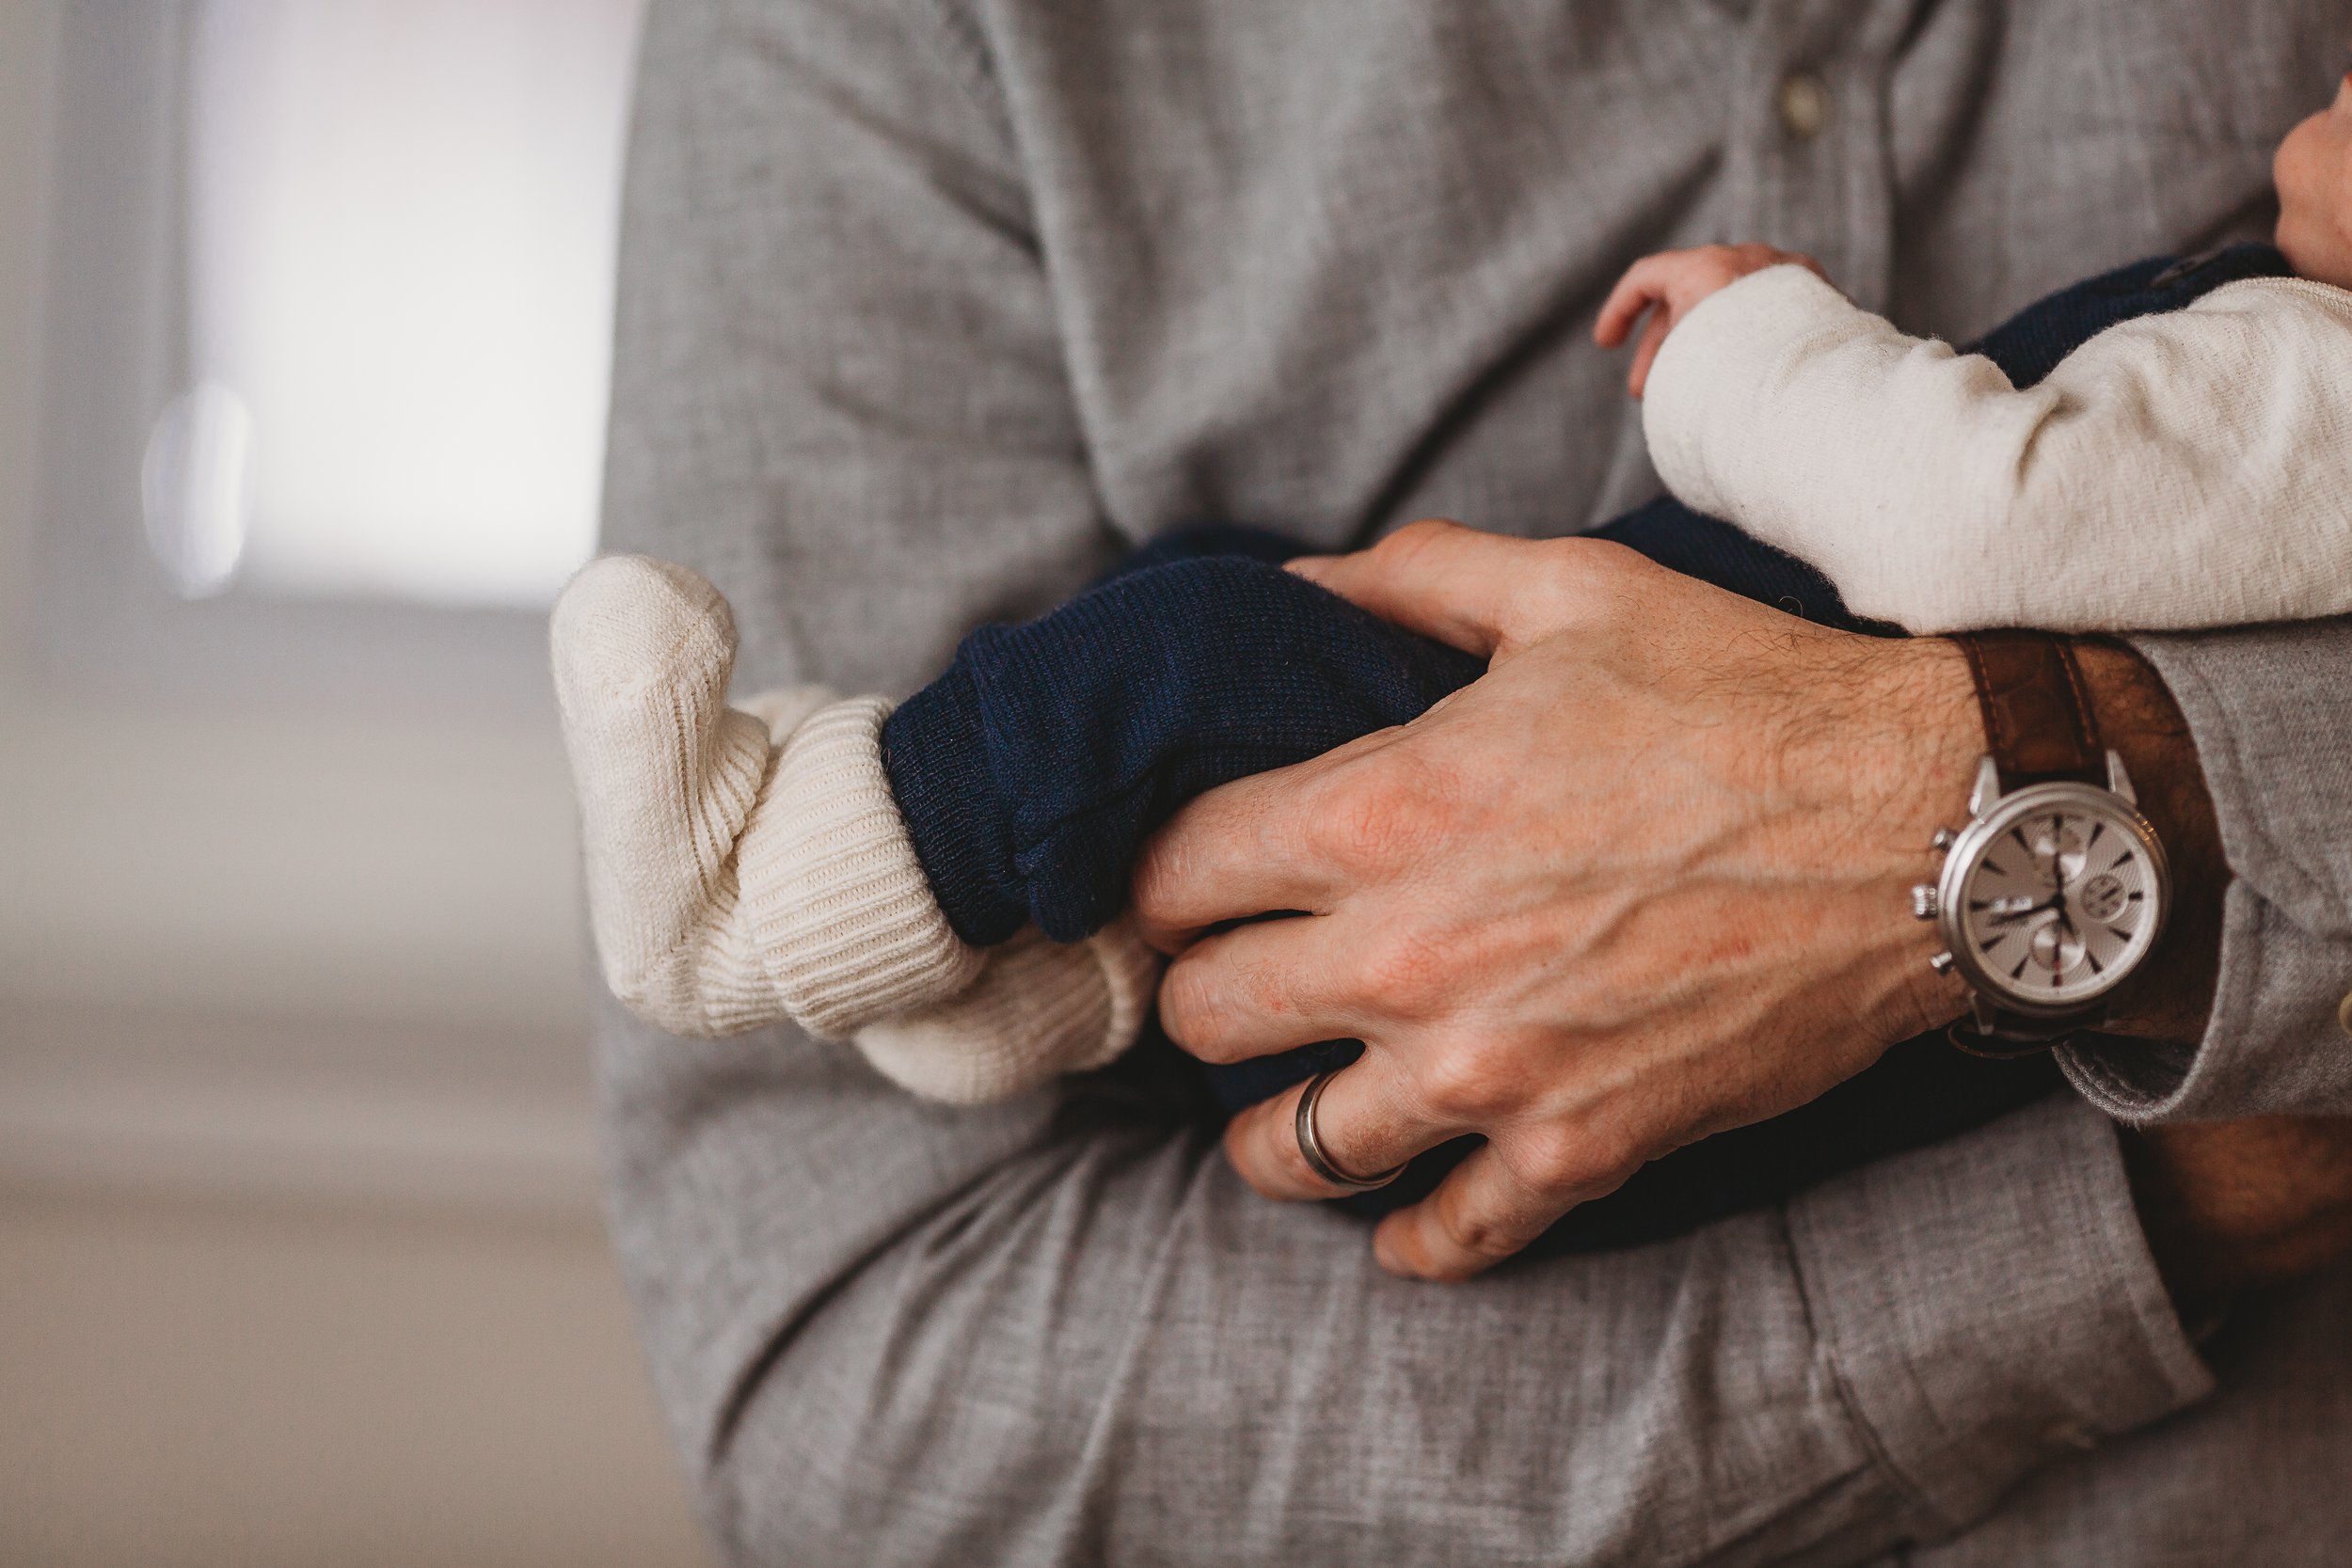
[1599,68,2352,635]
[552,75,2352,1252]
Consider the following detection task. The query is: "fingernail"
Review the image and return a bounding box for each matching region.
[1283,555,1336,581]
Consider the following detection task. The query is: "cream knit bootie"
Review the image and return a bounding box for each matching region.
[857,920,1161,1105]
[550,555,1158,1102]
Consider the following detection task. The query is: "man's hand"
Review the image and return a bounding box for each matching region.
[1595,244,1827,397]
[2127,1116,2352,1321]
[1131,520,1980,1280]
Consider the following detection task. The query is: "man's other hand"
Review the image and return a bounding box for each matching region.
[2129,1116,2352,1319]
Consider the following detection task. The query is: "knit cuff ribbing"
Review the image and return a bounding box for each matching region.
[1091,917,1163,1071]
[881,659,1029,945]
[738,694,985,1039]
[850,916,1166,1103]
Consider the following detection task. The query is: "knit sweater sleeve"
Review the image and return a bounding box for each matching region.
[1643,267,2352,635]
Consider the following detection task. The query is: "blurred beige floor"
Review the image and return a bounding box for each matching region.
[0,1192,710,1568]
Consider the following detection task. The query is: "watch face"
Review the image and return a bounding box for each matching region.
[1946,785,2166,1012]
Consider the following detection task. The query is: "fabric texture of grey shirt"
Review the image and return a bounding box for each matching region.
[596,0,2352,1561]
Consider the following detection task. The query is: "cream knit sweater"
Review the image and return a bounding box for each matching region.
[1644,266,2352,634]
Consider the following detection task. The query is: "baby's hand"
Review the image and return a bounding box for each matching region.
[1595,244,1827,398]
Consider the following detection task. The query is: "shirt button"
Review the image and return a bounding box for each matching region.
[1778,71,1831,139]
[2338,990,2352,1037]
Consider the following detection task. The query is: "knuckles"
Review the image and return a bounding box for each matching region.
[1125,831,1197,933]
[1156,938,1316,1062]
[1359,922,1452,1006]
[1510,538,1658,630]
[1508,1122,1640,1201]
[1370,515,1466,569]
[1155,957,1246,1060]
[1318,783,1420,875]
[1405,1031,1517,1121]
[1308,754,1459,879]
[1425,1202,1527,1275]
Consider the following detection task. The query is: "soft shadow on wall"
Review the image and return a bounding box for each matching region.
[0,3,707,1562]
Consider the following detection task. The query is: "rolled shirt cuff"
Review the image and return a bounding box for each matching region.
[2063,881,2352,1121]
[2082,627,2352,1120]
[1785,1093,2212,1539]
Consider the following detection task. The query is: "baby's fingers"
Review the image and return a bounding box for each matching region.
[1593,256,1673,348]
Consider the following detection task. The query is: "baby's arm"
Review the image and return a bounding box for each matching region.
[1625,258,2352,633]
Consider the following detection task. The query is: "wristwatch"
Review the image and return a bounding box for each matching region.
[1914,631,2170,1056]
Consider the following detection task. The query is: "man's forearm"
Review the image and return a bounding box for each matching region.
[636,1024,2212,1566]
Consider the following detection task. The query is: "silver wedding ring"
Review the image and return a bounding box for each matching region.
[1294,1068,1406,1193]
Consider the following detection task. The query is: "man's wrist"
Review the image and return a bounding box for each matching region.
[1827,634,2223,1049]
[1823,633,1979,1038]
[2071,640,2226,1044]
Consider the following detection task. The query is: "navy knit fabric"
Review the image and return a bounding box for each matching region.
[876,245,2288,1252]
[884,554,1484,945]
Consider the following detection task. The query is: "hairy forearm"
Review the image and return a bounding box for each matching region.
[1806,634,2228,1053]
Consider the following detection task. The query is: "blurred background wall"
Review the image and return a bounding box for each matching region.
[0,2,710,1561]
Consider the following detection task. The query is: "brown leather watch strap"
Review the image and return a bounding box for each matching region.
[1953,630,2106,790]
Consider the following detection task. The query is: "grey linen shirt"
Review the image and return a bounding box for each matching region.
[596,1,2352,1562]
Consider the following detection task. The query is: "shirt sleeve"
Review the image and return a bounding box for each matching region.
[2062,620,2352,1121]
[1641,266,2352,637]
[598,3,2214,1562]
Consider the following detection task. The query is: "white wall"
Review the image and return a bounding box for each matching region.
[0,3,708,1560]
[0,0,598,1222]
[0,0,52,641]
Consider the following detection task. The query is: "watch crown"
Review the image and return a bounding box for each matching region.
[1911,884,1940,920]
[1928,950,1957,975]
[1931,828,1958,854]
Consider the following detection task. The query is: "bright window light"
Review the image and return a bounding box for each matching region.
[150,0,644,608]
